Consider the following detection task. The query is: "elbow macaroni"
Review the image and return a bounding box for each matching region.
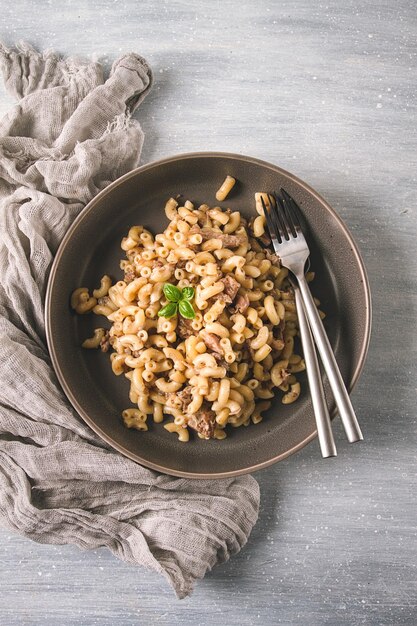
[71,184,317,441]
[215,175,236,201]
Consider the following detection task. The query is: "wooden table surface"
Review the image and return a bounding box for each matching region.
[1,1,416,624]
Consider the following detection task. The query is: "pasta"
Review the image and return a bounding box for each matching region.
[215,175,236,201]
[71,186,313,442]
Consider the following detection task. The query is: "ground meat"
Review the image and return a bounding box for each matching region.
[265,250,280,265]
[189,225,245,249]
[188,406,216,439]
[200,330,223,356]
[124,267,136,283]
[248,237,263,252]
[231,293,250,314]
[151,259,164,269]
[189,225,204,236]
[168,386,193,412]
[212,353,229,369]
[177,316,197,339]
[271,337,285,351]
[259,232,271,246]
[99,330,110,352]
[220,275,240,304]
[188,274,200,284]
[270,320,285,351]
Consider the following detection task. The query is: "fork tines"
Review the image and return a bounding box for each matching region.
[260,189,301,242]
[260,195,282,243]
[278,189,300,238]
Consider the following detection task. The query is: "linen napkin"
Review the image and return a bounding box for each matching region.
[0,43,260,599]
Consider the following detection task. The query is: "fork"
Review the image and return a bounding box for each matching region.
[289,276,337,457]
[261,190,363,444]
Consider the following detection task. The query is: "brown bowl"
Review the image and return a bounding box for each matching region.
[45,152,371,478]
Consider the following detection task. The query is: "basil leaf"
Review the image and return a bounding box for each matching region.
[163,283,182,302]
[158,302,178,318]
[178,299,195,319]
[181,286,195,301]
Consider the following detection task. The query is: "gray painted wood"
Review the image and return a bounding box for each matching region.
[0,1,416,624]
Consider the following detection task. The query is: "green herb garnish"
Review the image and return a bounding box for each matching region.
[157,302,178,319]
[158,284,196,319]
[181,286,195,301]
[178,299,195,319]
[162,283,182,303]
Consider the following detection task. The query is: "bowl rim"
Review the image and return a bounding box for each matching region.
[45,151,372,478]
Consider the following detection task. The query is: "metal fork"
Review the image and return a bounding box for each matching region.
[289,276,337,457]
[261,190,363,444]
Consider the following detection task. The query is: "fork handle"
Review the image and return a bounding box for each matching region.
[294,286,337,458]
[296,273,364,443]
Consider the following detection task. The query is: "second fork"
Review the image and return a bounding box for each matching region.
[262,190,363,445]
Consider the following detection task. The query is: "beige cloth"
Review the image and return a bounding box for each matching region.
[0,43,260,599]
